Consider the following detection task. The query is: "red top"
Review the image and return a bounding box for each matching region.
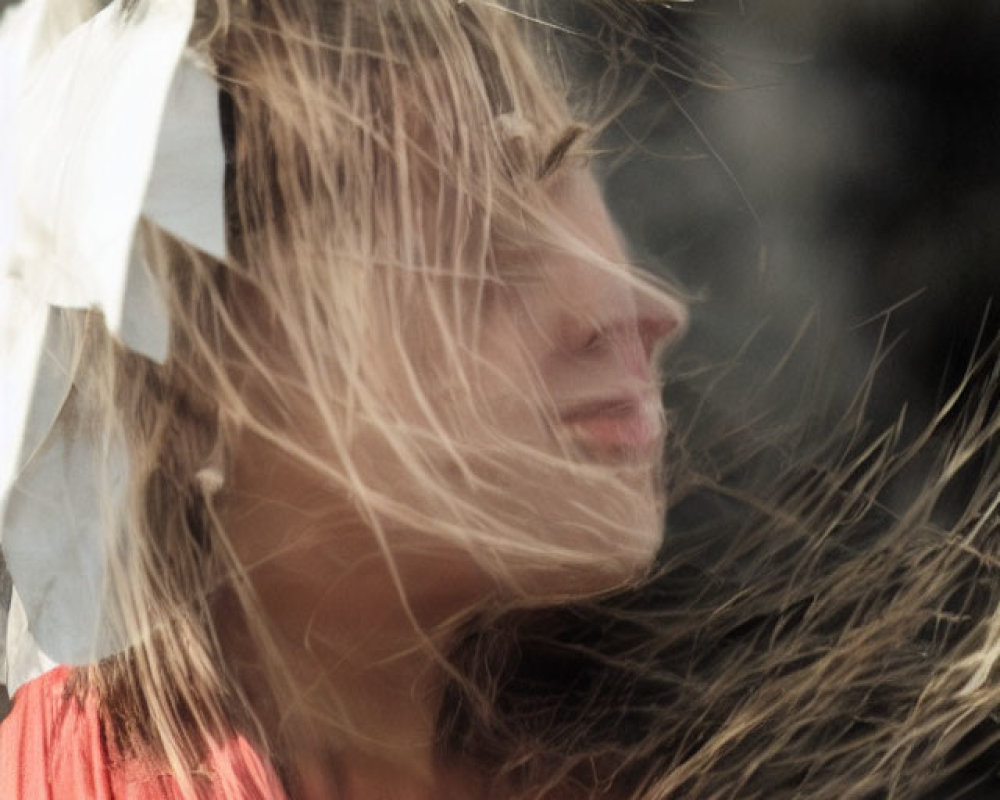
[0,666,289,799]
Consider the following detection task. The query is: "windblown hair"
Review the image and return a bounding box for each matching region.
[51,0,1000,798]
[68,0,679,793]
[443,339,1000,798]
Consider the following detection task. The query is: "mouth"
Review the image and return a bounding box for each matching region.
[559,396,664,460]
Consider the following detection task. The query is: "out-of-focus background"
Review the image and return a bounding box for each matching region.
[596,0,999,456]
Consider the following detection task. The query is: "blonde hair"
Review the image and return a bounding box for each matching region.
[57,1,1000,798]
[440,333,1000,798]
[67,0,681,795]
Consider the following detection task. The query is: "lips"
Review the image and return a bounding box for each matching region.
[559,396,663,458]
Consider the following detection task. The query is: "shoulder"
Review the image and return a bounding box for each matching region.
[0,665,111,799]
[0,665,288,800]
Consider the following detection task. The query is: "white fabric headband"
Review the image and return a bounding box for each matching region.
[0,0,226,692]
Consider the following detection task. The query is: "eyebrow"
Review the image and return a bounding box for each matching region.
[537,124,588,180]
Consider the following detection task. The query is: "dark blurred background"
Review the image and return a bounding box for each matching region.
[596,0,1000,454]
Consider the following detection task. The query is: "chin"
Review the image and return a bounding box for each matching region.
[504,487,666,600]
[347,412,669,603]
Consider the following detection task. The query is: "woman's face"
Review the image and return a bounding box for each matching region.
[463,169,687,584]
[353,167,688,590]
[478,171,686,465]
[228,169,687,608]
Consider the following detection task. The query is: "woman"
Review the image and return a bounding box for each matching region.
[2,0,687,796]
[3,0,1000,798]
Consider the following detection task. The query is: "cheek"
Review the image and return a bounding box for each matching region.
[471,283,557,408]
[377,280,554,447]
[255,277,665,591]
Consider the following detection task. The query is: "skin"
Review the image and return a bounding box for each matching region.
[224,170,687,797]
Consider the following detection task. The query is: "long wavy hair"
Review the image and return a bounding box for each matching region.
[53,1,1000,798]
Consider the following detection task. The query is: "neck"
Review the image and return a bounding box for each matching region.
[221,446,491,796]
[231,554,485,798]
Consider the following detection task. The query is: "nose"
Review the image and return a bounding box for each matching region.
[635,284,689,361]
[542,170,688,376]
[558,282,686,382]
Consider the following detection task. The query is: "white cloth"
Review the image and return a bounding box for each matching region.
[0,0,226,693]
